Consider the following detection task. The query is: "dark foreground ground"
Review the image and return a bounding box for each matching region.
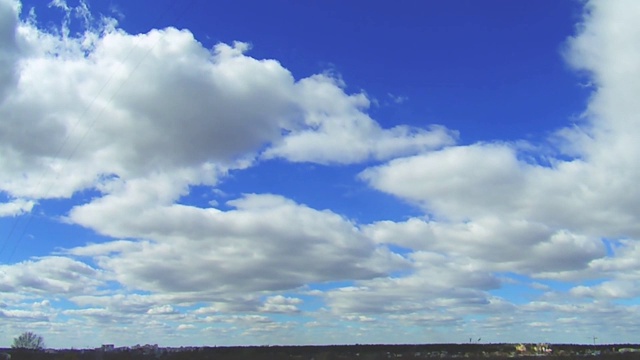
[3,343,640,360]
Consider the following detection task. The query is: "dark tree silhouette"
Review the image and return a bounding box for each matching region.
[11,332,45,350]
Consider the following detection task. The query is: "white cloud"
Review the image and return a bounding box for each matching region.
[63,239,139,257]
[0,6,453,203]
[263,74,456,164]
[3,0,640,347]
[0,256,104,295]
[66,193,407,297]
[147,304,178,315]
[259,295,303,314]
[358,0,640,283]
[364,218,605,278]
[0,26,294,199]
[0,0,20,102]
[0,198,35,217]
[338,0,640,337]
[325,251,500,316]
[0,5,449,342]
[342,315,376,323]
[387,93,408,104]
[589,240,640,275]
[569,281,639,299]
[360,143,527,219]
[177,324,195,331]
[70,293,168,315]
[0,308,50,322]
[62,307,119,323]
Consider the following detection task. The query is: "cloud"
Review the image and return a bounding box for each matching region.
[62,307,121,324]
[565,240,640,300]
[0,26,294,199]
[0,308,50,322]
[325,251,500,316]
[0,256,104,295]
[358,0,640,282]
[177,324,195,331]
[147,305,178,315]
[0,198,35,217]
[339,0,640,335]
[365,217,605,278]
[259,295,303,314]
[387,93,408,104]
[263,75,456,164]
[3,0,640,347]
[70,293,168,315]
[63,239,139,257]
[569,281,639,299]
[66,193,407,297]
[360,143,527,219]
[0,0,19,102]
[0,5,452,203]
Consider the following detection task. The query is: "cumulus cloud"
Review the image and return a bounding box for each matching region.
[70,293,169,315]
[311,0,640,338]
[259,295,303,314]
[66,193,407,297]
[0,198,35,216]
[0,2,436,336]
[263,74,457,164]
[564,240,640,300]
[0,28,292,199]
[3,0,640,347]
[147,304,178,315]
[177,324,195,331]
[0,256,104,295]
[364,217,605,277]
[359,0,640,283]
[0,0,19,101]
[0,3,453,203]
[360,144,527,219]
[325,251,500,316]
[0,308,50,322]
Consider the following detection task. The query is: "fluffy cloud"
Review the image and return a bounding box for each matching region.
[0,0,19,101]
[67,293,195,320]
[66,193,407,297]
[263,74,457,164]
[360,144,527,219]
[0,198,34,216]
[259,295,303,314]
[0,256,104,295]
[0,2,443,342]
[147,305,178,315]
[0,2,453,203]
[325,251,500,316]
[361,145,640,240]
[3,0,640,347]
[359,0,640,283]
[0,308,50,322]
[364,217,605,278]
[322,0,640,338]
[0,27,293,199]
[566,240,640,300]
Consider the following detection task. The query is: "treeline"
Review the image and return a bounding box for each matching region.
[4,344,640,360]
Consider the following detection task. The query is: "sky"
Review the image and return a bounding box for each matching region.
[1,0,640,348]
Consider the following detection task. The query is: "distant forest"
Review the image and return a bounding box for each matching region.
[3,343,640,360]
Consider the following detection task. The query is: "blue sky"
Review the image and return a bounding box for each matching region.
[2,0,640,348]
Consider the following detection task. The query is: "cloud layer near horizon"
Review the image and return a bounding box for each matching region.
[2,0,640,347]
